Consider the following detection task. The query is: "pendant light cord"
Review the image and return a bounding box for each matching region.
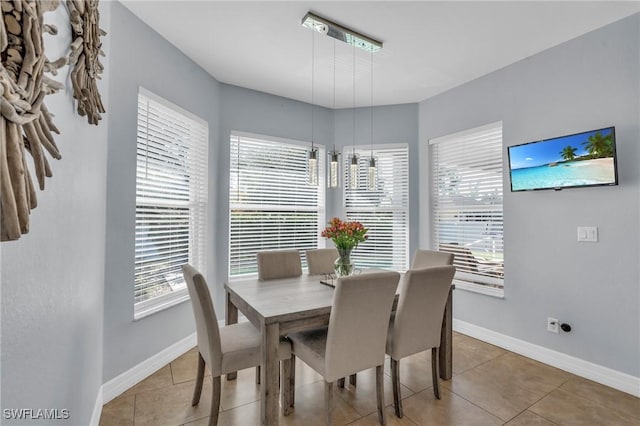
[311,25,315,150]
[332,40,337,154]
[370,50,373,157]
[352,46,356,157]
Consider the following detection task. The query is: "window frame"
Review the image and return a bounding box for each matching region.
[343,143,410,272]
[134,87,209,319]
[427,121,504,298]
[228,131,326,279]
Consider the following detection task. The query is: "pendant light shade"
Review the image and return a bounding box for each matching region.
[367,156,377,191]
[327,147,341,188]
[348,153,359,189]
[307,148,319,186]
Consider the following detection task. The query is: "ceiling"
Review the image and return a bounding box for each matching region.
[121,1,640,109]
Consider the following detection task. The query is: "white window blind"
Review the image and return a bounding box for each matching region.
[229,134,325,277]
[430,122,504,292]
[344,144,409,271]
[134,88,208,319]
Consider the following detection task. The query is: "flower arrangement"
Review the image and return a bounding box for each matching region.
[321,217,368,250]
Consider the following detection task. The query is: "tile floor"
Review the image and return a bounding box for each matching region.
[100,333,640,425]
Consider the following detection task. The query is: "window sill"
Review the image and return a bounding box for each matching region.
[134,287,190,320]
[454,279,504,298]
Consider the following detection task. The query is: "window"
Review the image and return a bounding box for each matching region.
[430,122,504,296]
[344,144,409,271]
[229,133,325,277]
[134,88,208,319]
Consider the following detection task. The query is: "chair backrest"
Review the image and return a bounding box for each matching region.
[182,264,223,375]
[257,250,302,281]
[324,271,400,382]
[390,265,455,360]
[306,248,339,275]
[411,249,454,269]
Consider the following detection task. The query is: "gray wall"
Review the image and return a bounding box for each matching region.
[0,4,111,425]
[419,14,640,376]
[102,2,220,382]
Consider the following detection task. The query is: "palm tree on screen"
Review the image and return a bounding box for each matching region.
[583,131,614,157]
[560,145,578,161]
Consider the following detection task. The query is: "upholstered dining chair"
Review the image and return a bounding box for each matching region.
[257,249,303,281]
[306,248,339,275]
[254,249,302,383]
[411,248,454,269]
[386,265,456,418]
[182,265,293,425]
[307,248,357,388]
[287,271,400,425]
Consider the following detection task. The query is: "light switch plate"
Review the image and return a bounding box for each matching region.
[577,226,598,242]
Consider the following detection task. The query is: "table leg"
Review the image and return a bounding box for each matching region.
[226,291,238,380]
[439,287,453,380]
[261,322,280,426]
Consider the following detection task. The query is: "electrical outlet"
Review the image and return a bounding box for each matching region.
[547,317,559,333]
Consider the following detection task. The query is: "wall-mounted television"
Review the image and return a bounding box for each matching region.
[508,126,618,192]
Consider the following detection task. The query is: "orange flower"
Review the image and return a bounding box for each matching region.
[321,218,368,250]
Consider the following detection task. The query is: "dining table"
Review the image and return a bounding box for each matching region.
[224,271,454,426]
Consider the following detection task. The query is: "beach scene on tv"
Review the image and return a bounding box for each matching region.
[509,128,617,191]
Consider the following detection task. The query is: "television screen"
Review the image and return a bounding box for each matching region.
[508,127,618,192]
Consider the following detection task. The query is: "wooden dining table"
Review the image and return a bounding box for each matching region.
[224,272,454,426]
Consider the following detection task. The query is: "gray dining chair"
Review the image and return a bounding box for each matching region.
[287,271,400,425]
[254,249,302,383]
[182,264,293,425]
[306,248,338,275]
[386,265,456,418]
[257,249,303,281]
[411,248,454,269]
[307,247,356,388]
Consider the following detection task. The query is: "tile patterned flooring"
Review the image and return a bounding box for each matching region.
[100,333,640,425]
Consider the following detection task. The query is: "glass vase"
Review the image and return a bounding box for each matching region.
[334,248,354,277]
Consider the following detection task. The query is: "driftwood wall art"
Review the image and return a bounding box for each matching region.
[1,0,66,241]
[67,0,105,125]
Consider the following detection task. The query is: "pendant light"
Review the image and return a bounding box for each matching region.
[327,40,341,189]
[367,50,377,191]
[306,21,318,186]
[301,11,384,189]
[348,45,359,189]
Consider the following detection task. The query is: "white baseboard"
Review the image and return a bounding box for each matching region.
[90,386,103,426]
[102,332,197,404]
[453,319,640,397]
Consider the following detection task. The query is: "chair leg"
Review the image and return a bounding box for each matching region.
[376,365,386,426]
[192,352,205,406]
[256,365,261,384]
[349,373,357,386]
[209,375,221,426]
[390,358,402,418]
[325,381,334,426]
[337,377,345,388]
[431,347,441,400]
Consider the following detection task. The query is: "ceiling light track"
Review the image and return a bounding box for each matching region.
[302,12,383,53]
